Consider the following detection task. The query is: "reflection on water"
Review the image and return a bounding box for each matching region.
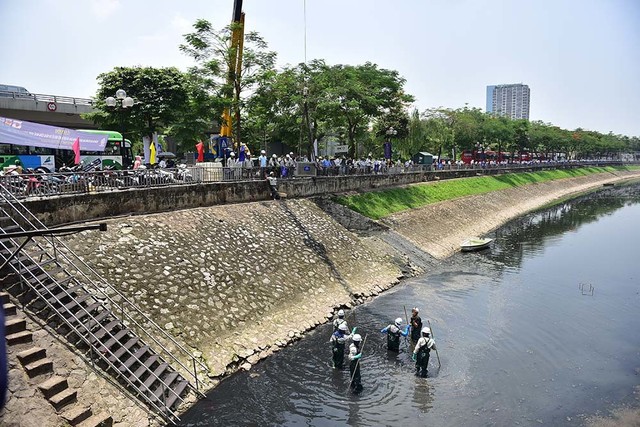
[180,183,640,427]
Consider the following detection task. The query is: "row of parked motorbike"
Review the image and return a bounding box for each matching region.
[0,162,194,197]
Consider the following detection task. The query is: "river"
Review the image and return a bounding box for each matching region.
[180,184,640,426]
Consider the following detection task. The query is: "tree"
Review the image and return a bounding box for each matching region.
[319,63,414,157]
[180,19,277,146]
[85,66,192,153]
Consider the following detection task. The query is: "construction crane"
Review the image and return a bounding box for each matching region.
[218,0,245,156]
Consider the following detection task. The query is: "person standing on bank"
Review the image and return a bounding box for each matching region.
[348,334,364,393]
[409,307,423,343]
[380,318,410,352]
[412,327,436,378]
[333,309,348,333]
[266,172,280,200]
[329,323,356,369]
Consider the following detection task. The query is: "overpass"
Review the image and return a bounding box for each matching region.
[0,90,98,129]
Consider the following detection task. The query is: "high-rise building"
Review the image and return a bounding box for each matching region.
[486,83,530,120]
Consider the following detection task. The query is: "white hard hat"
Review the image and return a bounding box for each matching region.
[395,317,403,327]
[272,154,277,158]
[412,307,419,313]
[352,334,362,342]
[261,150,266,154]
[421,327,431,335]
[338,323,348,332]
[337,309,345,317]
[230,152,235,156]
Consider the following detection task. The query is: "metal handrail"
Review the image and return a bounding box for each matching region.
[0,90,93,106]
[0,227,182,423]
[0,160,633,200]
[0,189,208,390]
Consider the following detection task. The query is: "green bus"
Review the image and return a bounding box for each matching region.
[0,129,134,171]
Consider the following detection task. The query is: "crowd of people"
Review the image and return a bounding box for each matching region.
[216,146,421,180]
[330,307,437,394]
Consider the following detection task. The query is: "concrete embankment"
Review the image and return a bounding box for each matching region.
[380,169,640,259]
[60,199,403,388]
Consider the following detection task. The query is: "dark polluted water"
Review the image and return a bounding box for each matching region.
[180,184,640,426]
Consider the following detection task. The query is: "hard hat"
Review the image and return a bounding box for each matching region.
[352,334,362,342]
[230,152,235,156]
[395,317,403,327]
[421,327,431,335]
[272,154,277,158]
[337,309,345,317]
[261,150,266,154]
[338,323,348,332]
[289,152,294,156]
[412,307,419,313]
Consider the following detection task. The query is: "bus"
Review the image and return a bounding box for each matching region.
[0,129,133,172]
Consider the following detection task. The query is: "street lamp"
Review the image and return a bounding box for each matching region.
[105,89,135,168]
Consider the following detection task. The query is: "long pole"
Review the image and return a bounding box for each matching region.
[348,334,367,390]
[403,305,410,344]
[427,319,441,368]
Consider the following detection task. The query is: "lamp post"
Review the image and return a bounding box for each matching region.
[105,89,134,168]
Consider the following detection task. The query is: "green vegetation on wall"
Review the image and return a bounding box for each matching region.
[335,167,637,220]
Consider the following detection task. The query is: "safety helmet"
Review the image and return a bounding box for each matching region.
[261,150,266,154]
[337,309,345,318]
[395,317,403,327]
[338,323,348,332]
[352,334,362,342]
[272,154,277,158]
[412,307,419,313]
[421,327,431,335]
[230,152,235,156]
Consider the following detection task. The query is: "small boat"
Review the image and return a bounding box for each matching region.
[461,237,493,252]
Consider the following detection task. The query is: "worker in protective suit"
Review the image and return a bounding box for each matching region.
[380,317,410,352]
[412,327,436,377]
[348,334,364,393]
[409,307,423,343]
[329,323,356,369]
[333,309,348,333]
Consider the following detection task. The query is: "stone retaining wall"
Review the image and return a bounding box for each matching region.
[58,199,403,387]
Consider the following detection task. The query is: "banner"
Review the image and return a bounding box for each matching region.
[0,116,108,152]
[383,141,392,160]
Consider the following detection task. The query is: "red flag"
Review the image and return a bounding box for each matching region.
[196,141,204,162]
[72,137,81,165]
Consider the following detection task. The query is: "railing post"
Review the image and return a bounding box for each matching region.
[193,358,199,391]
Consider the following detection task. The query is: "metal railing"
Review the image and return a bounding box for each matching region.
[0,188,208,422]
[0,160,633,200]
[0,90,94,106]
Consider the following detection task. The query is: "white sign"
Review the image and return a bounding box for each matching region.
[334,144,349,153]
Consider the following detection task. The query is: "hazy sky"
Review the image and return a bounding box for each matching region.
[1,0,638,136]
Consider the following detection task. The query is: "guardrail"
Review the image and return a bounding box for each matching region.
[0,90,94,106]
[0,160,633,200]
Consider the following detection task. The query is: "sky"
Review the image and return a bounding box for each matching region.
[1,0,639,136]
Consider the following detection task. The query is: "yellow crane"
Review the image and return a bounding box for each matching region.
[219,0,245,152]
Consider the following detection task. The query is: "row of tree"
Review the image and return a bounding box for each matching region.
[85,20,639,161]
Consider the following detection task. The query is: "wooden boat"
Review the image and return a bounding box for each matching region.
[460,237,493,252]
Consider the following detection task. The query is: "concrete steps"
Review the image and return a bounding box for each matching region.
[61,405,92,425]
[77,413,113,427]
[3,291,112,425]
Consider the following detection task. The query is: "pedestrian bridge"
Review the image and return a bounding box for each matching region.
[0,90,98,129]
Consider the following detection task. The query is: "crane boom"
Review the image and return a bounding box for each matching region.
[220,0,245,151]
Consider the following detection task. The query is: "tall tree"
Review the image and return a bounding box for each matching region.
[85,66,191,151]
[180,19,277,146]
